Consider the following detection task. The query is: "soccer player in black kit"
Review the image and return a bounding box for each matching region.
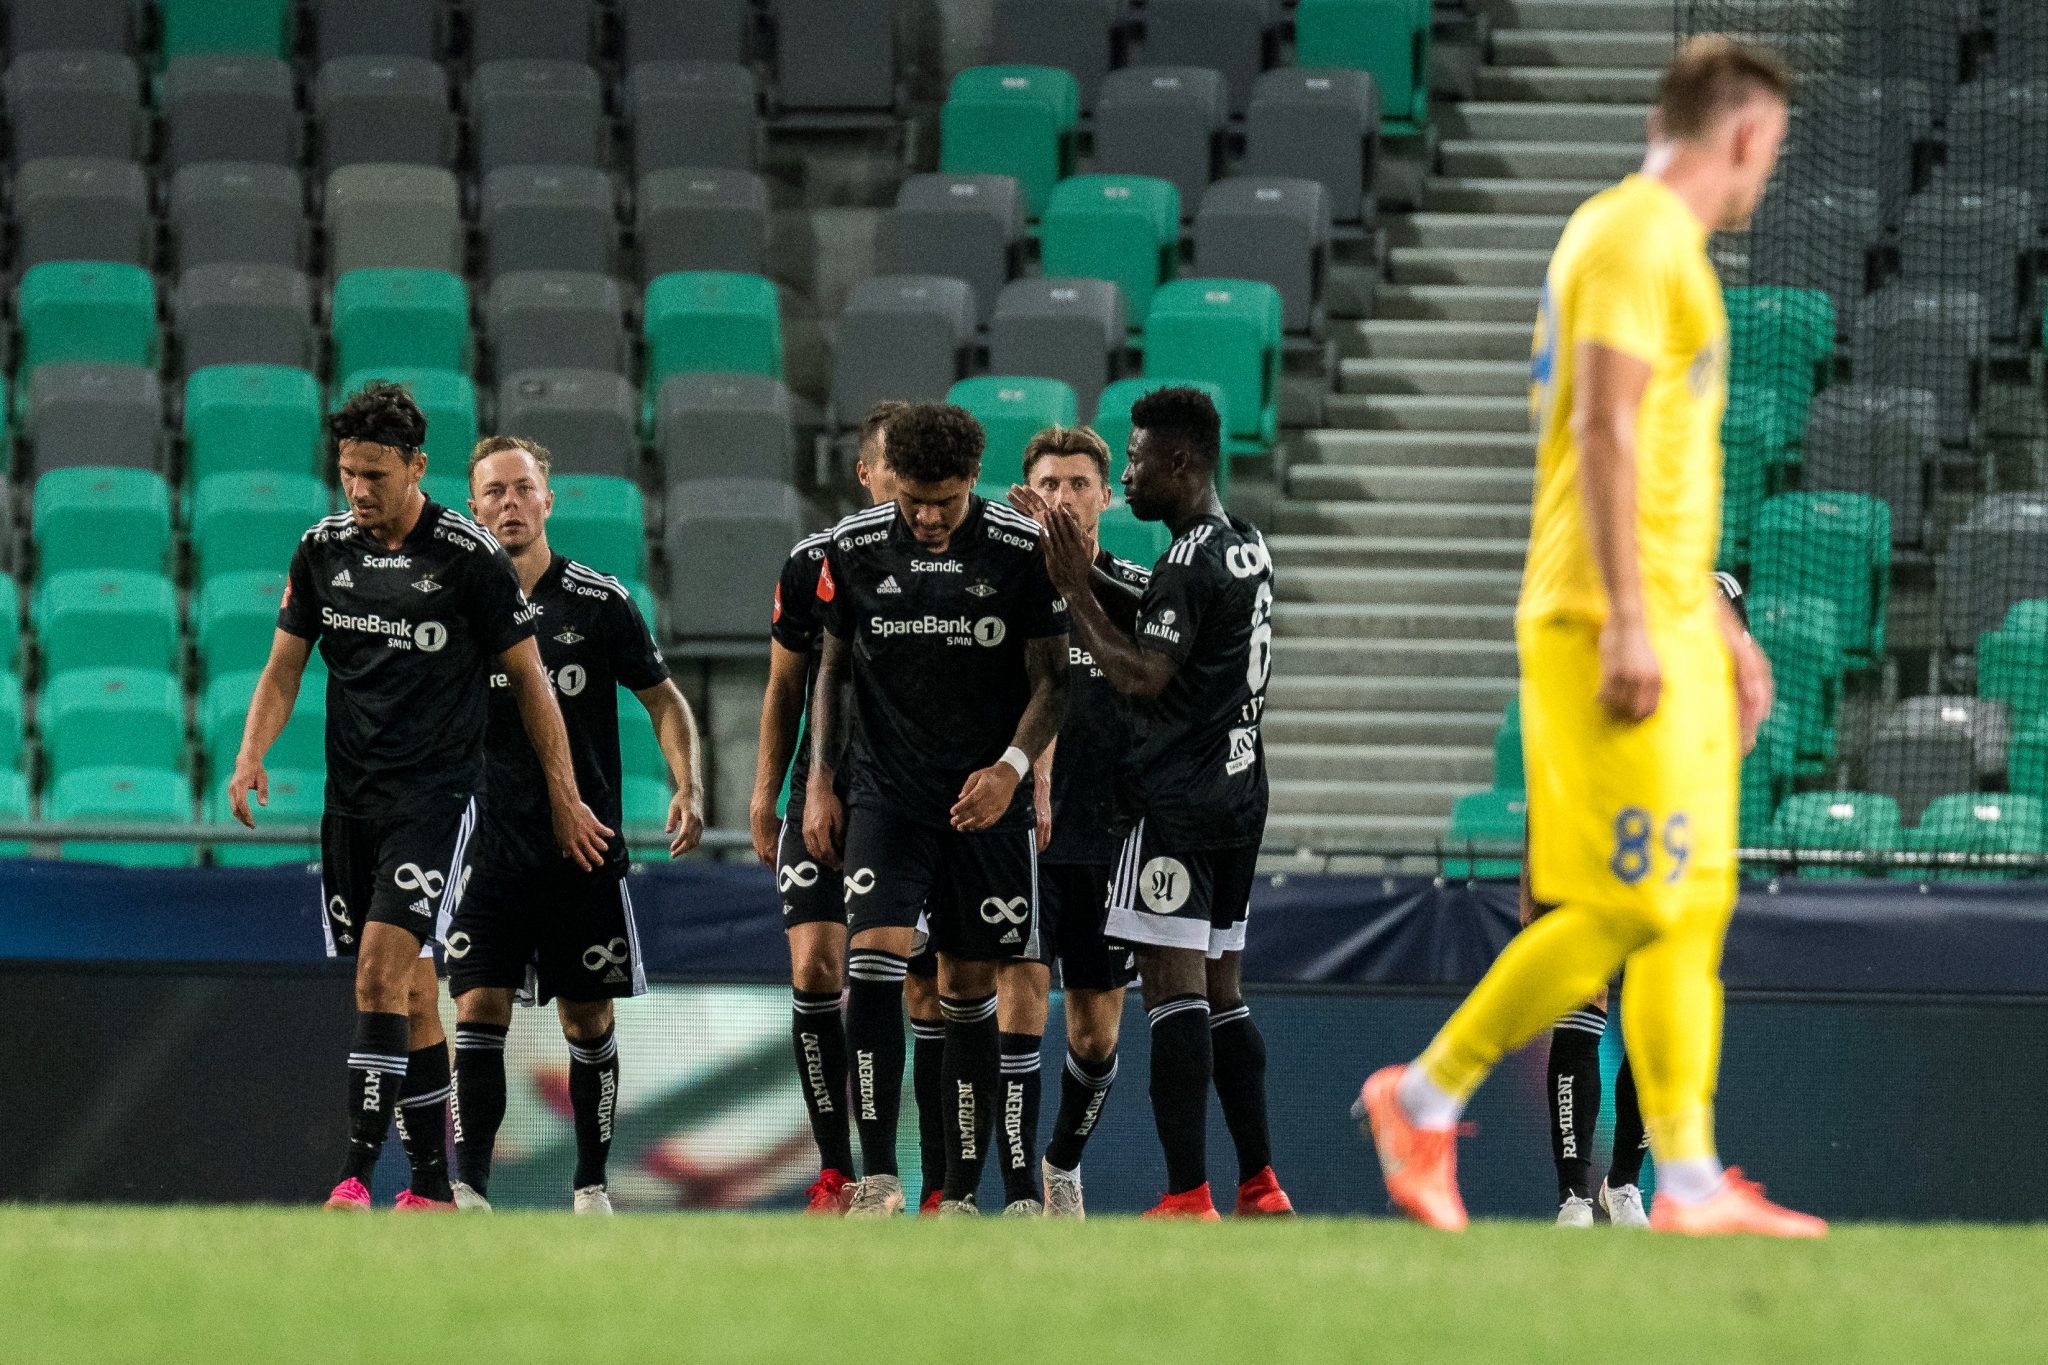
[227,383,609,1211]
[1012,387,1294,1218]
[803,402,1070,1217]
[749,402,904,1214]
[446,436,706,1215]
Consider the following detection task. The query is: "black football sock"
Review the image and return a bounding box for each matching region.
[394,1042,454,1201]
[844,950,909,1177]
[1207,1004,1273,1186]
[1549,1004,1606,1202]
[998,1031,1043,1206]
[911,1019,947,1202]
[1147,995,1212,1196]
[339,1010,410,1189]
[452,1021,509,1195]
[1608,1051,1650,1189]
[939,993,1000,1202]
[1044,1047,1118,1172]
[567,1027,620,1190]
[792,988,854,1179]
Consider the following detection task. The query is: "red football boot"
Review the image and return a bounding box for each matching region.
[1233,1166,1296,1216]
[393,1190,456,1212]
[1141,1184,1223,1220]
[918,1190,942,1218]
[323,1177,371,1211]
[804,1170,855,1215]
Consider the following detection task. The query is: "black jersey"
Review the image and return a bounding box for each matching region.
[1122,514,1274,849]
[1044,549,1151,866]
[278,500,537,818]
[474,555,670,875]
[817,495,1069,831]
[769,528,835,820]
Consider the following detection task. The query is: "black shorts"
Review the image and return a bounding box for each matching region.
[841,804,1040,962]
[446,862,646,1004]
[776,815,840,929]
[320,798,477,960]
[1103,819,1256,959]
[1037,861,1136,991]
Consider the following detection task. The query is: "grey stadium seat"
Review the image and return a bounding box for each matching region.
[1937,495,2048,651]
[1944,81,2048,201]
[173,265,318,378]
[161,56,298,171]
[26,364,162,473]
[655,372,796,484]
[1095,67,1228,218]
[622,0,752,66]
[1898,189,2033,337]
[496,370,639,480]
[486,271,630,377]
[169,163,307,273]
[1866,725,1978,828]
[314,57,455,173]
[1194,176,1331,336]
[1242,67,1379,227]
[636,168,770,284]
[5,51,142,162]
[1800,385,1934,549]
[1778,78,1930,223]
[1748,187,1878,301]
[832,276,976,426]
[311,0,443,60]
[663,477,806,640]
[480,166,619,280]
[325,164,464,276]
[1139,0,1278,115]
[991,0,1118,108]
[471,60,608,174]
[877,174,1025,327]
[468,0,596,64]
[626,61,760,174]
[10,0,136,54]
[15,158,151,269]
[1850,286,1986,447]
[989,278,1126,416]
[1891,697,2012,782]
[776,0,895,111]
[1990,1,2048,79]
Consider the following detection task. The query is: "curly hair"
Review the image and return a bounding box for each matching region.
[1129,386,1220,469]
[330,381,428,453]
[882,402,985,485]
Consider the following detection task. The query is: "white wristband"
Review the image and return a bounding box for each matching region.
[999,746,1031,781]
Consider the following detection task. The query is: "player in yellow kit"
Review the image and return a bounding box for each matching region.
[1357,36,1826,1237]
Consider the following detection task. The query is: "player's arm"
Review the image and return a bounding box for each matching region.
[1573,339,1661,723]
[500,637,613,871]
[801,630,851,867]
[1718,594,1773,755]
[227,628,313,828]
[635,679,705,857]
[952,634,1069,833]
[1033,741,1055,853]
[750,640,810,865]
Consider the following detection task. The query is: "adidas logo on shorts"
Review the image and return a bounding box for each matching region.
[878,575,902,594]
[331,569,354,588]
[604,965,628,984]
[408,897,430,916]
[1000,928,1022,945]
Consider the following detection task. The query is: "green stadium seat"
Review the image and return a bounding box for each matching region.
[547,475,647,579]
[1738,727,1786,849]
[939,66,1080,219]
[1977,599,2048,730]
[1444,787,1524,878]
[1767,790,1901,879]
[422,474,471,510]
[331,269,471,382]
[192,471,330,583]
[622,579,659,639]
[1724,286,1834,436]
[1294,0,1431,134]
[618,694,668,784]
[1492,697,1524,794]
[1717,384,1794,569]
[1040,175,1181,324]
[40,667,186,778]
[206,765,321,868]
[1747,594,1844,776]
[336,368,479,473]
[947,376,1078,488]
[204,669,326,782]
[0,670,21,772]
[197,570,289,682]
[33,570,180,676]
[185,365,326,483]
[32,467,173,575]
[1907,793,2046,882]
[1143,279,1282,449]
[159,0,294,60]
[1752,492,1889,668]
[1095,502,1170,567]
[643,273,783,401]
[46,765,197,868]
[1091,376,1233,493]
[0,574,19,672]
[0,768,27,858]
[2010,719,2048,804]
[620,772,675,858]
[18,263,157,379]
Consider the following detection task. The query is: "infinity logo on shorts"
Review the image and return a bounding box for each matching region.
[583,938,631,971]
[444,931,473,959]
[843,867,878,897]
[779,862,820,892]
[979,896,1030,925]
[326,895,352,926]
[394,863,446,897]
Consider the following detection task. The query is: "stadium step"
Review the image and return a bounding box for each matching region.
[1265,671,1518,712]
[1472,65,1663,105]
[1474,0,1678,34]
[1436,101,1652,143]
[1269,778,1478,820]
[1285,461,1533,503]
[1374,282,1542,322]
[1263,810,1467,851]
[1263,709,1503,748]
[1384,212,1568,251]
[1335,318,1534,362]
[1272,600,1518,641]
[1422,175,1610,215]
[1268,493,1531,536]
[1271,635,1521,679]
[1281,428,1534,469]
[1439,139,1645,182]
[1340,357,1531,397]
[1267,533,1527,571]
[1275,565,1523,607]
[1490,29,1676,69]
[1385,246,1552,289]
[1267,742,1493,785]
[1324,392,1533,432]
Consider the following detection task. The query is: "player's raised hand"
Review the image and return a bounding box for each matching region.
[1009,485,1092,599]
[747,791,779,865]
[952,763,1021,833]
[226,756,269,829]
[804,786,845,868]
[1596,617,1662,723]
[667,789,705,859]
[553,798,614,872]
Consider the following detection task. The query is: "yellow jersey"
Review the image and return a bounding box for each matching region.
[1521,174,1728,629]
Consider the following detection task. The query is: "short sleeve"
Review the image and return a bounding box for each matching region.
[1134,556,1208,666]
[816,538,851,639]
[608,589,670,692]
[277,541,321,640]
[770,546,822,652]
[466,548,539,657]
[1090,558,1146,636]
[1014,546,1069,640]
[1564,231,1666,367]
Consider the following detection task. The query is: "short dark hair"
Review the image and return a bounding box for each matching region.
[330,381,427,453]
[1129,386,1220,469]
[1657,35,1793,140]
[859,400,912,462]
[883,402,984,485]
[1022,425,1111,484]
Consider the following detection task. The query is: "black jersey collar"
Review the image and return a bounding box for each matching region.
[893,491,986,559]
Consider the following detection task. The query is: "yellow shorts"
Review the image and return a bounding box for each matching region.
[1518,612,1737,928]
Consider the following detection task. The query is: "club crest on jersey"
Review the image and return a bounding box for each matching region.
[411,577,442,594]
[554,628,585,645]
[878,575,903,594]
[966,581,996,598]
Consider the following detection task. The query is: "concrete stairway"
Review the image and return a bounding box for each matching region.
[1263,0,1675,858]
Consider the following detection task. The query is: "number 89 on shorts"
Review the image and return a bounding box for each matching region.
[1609,806,1690,886]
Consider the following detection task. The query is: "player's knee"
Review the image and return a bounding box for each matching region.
[791,955,843,993]
[558,999,613,1042]
[454,987,514,1029]
[1066,1009,1119,1062]
[938,956,997,1000]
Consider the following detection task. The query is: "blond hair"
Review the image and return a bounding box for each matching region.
[467,434,552,483]
[1657,34,1793,140]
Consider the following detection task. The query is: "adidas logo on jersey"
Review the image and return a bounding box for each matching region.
[331,569,354,588]
[878,575,903,594]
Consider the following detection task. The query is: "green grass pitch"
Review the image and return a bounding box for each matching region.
[7,1208,2047,1363]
